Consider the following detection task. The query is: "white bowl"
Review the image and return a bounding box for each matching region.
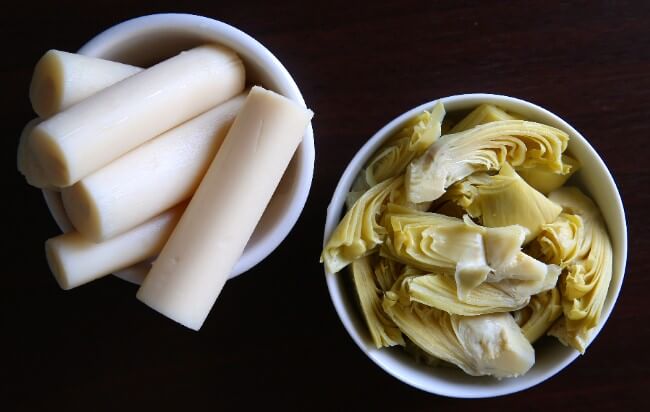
[43,13,315,284]
[323,94,627,397]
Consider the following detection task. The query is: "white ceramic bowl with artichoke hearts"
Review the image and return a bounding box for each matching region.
[42,13,315,284]
[322,94,627,398]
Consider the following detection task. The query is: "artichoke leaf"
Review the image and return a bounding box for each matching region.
[383,292,534,378]
[383,213,492,300]
[380,204,466,273]
[546,187,613,353]
[365,139,414,187]
[395,273,529,316]
[373,256,403,291]
[321,176,402,273]
[365,102,445,187]
[387,176,432,211]
[529,212,583,268]
[381,205,558,300]
[445,163,563,244]
[493,264,560,300]
[350,256,404,348]
[405,120,569,203]
[450,312,535,378]
[513,288,563,343]
[516,154,580,195]
[450,103,522,134]
[383,292,475,374]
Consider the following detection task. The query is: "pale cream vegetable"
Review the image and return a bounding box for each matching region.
[30,50,142,118]
[21,54,141,189]
[30,45,246,187]
[137,86,313,330]
[61,94,246,242]
[113,261,151,285]
[46,204,184,290]
[17,118,54,189]
[17,119,38,179]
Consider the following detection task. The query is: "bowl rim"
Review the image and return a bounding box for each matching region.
[322,93,628,398]
[42,13,315,283]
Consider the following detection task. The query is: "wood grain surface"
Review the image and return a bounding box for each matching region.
[3,1,649,410]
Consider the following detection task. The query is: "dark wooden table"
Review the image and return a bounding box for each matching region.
[4,1,649,410]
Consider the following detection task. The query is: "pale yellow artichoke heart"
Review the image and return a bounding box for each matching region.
[383,292,475,373]
[450,312,535,378]
[321,176,402,273]
[465,223,561,301]
[546,187,613,353]
[407,102,446,152]
[365,102,445,187]
[513,288,563,343]
[531,212,584,267]
[350,256,404,348]
[405,120,569,203]
[492,265,560,301]
[481,225,528,277]
[383,291,534,378]
[516,154,580,195]
[449,103,521,133]
[445,163,563,244]
[381,205,557,300]
[387,175,432,211]
[373,256,403,291]
[381,205,464,272]
[396,273,529,316]
[364,139,413,187]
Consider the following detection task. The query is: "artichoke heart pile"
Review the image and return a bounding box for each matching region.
[321,102,614,378]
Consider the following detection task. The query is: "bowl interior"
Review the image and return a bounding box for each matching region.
[323,93,627,397]
[43,13,315,282]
